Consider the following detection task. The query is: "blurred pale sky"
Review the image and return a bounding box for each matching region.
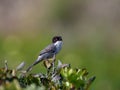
[0,0,120,31]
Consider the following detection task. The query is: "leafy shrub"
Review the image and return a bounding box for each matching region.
[0,60,95,90]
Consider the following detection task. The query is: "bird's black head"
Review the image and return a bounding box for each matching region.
[52,36,62,43]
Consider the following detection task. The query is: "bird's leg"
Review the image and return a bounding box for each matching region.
[52,54,56,73]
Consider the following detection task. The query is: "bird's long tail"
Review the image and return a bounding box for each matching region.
[26,56,43,72]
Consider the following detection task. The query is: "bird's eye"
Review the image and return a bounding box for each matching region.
[55,38,58,41]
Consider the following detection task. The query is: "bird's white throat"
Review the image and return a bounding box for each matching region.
[54,41,63,53]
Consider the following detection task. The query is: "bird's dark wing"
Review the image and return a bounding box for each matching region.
[39,44,56,55]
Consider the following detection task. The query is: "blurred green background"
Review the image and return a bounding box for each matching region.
[0,0,120,90]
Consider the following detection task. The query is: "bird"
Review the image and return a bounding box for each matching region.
[26,36,63,72]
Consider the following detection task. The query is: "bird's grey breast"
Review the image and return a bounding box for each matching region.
[54,41,63,54]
